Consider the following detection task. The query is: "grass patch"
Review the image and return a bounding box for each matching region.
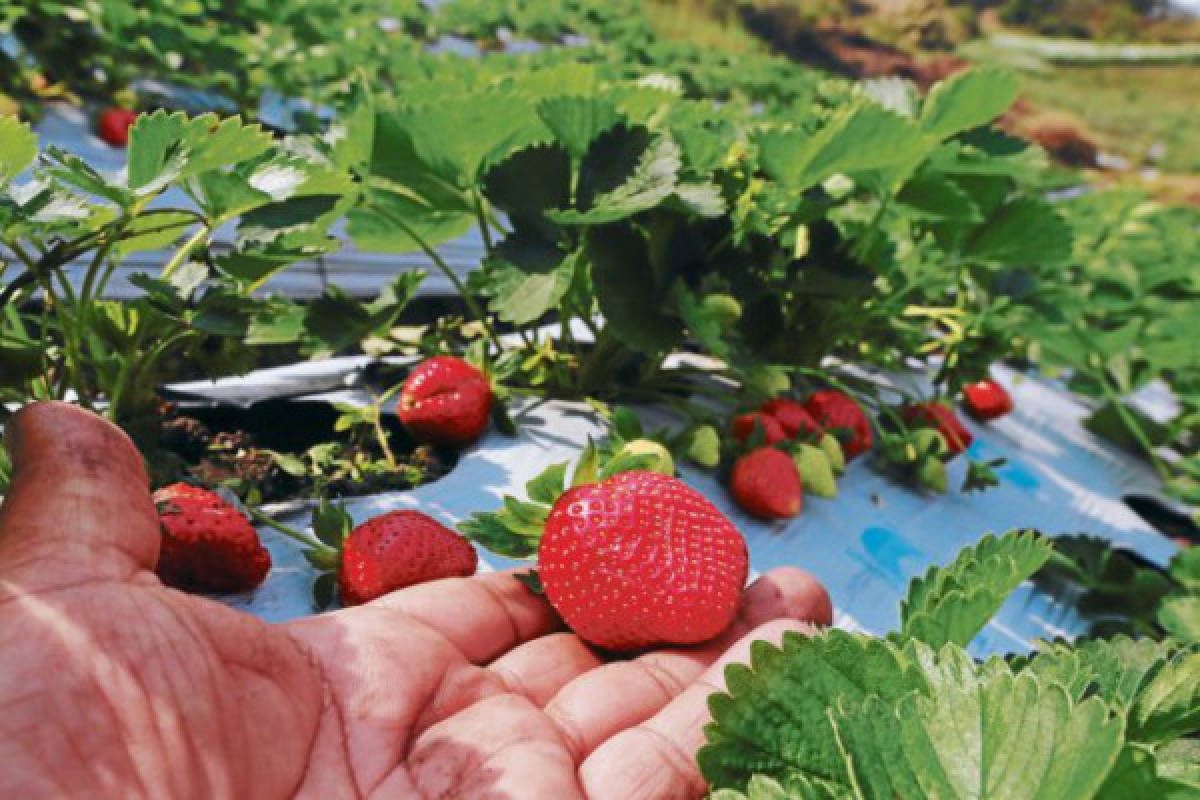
[1019,64,1200,174]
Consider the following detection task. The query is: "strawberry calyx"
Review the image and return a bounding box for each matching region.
[458,437,661,560]
[245,501,349,605]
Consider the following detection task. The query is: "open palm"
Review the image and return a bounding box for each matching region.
[0,403,831,799]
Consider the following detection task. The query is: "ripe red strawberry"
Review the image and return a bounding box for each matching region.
[339,510,478,606]
[732,411,787,446]
[731,447,803,520]
[963,379,1013,421]
[153,483,270,593]
[903,402,974,456]
[761,397,823,439]
[96,108,137,148]
[538,470,748,650]
[804,391,873,459]
[397,356,492,448]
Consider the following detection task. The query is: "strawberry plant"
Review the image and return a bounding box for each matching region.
[7,0,429,116]
[700,530,1200,799]
[1020,192,1200,510]
[0,111,351,426]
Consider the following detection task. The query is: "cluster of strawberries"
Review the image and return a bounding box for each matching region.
[153,356,490,604]
[726,380,1013,519]
[152,353,1011,652]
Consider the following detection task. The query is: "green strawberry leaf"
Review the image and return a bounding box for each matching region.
[490,397,518,437]
[666,181,726,218]
[964,197,1074,267]
[1095,744,1200,800]
[1022,636,1173,710]
[919,67,1021,141]
[526,462,569,505]
[1168,548,1200,592]
[381,93,548,189]
[347,188,474,253]
[312,498,353,548]
[0,115,37,184]
[1158,596,1200,643]
[699,631,928,792]
[484,230,576,325]
[312,571,337,610]
[672,281,730,360]
[709,774,833,800]
[756,103,927,191]
[536,95,623,162]
[1129,649,1200,742]
[834,664,1123,800]
[458,511,541,559]
[588,223,684,354]
[550,131,681,226]
[1158,739,1200,787]
[611,407,644,441]
[329,73,375,171]
[962,458,1005,493]
[481,143,571,227]
[572,439,600,487]
[500,497,551,536]
[515,570,545,595]
[41,146,133,207]
[900,530,1052,649]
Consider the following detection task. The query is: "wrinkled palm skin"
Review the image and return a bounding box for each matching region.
[0,402,831,799]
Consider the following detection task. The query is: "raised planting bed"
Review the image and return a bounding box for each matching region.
[168,356,1181,657]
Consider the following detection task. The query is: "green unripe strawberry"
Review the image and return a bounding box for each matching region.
[794,444,837,499]
[685,425,721,468]
[746,365,790,398]
[818,432,845,474]
[700,293,742,331]
[912,428,948,460]
[917,455,948,494]
[616,438,675,476]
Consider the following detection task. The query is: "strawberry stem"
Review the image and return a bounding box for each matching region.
[246,506,335,555]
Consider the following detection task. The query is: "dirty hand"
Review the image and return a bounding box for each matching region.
[0,402,832,799]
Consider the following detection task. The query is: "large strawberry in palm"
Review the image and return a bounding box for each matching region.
[460,459,749,651]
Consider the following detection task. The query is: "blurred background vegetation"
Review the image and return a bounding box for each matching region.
[647,0,1200,200]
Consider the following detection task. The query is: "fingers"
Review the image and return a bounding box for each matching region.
[579,619,817,800]
[364,569,564,664]
[0,402,159,591]
[498,568,830,758]
[489,632,603,706]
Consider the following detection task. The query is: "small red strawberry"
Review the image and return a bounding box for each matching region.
[153,483,270,593]
[761,397,823,439]
[397,356,492,448]
[339,510,478,606]
[903,402,974,456]
[962,379,1013,421]
[97,108,137,148]
[804,391,873,459]
[732,411,788,446]
[156,482,223,507]
[538,470,748,650]
[731,447,803,520]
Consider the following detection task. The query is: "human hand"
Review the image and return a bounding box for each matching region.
[0,402,832,799]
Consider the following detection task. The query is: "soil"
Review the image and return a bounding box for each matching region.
[737,6,969,86]
[150,398,451,503]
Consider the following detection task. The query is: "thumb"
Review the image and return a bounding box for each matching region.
[0,402,160,593]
